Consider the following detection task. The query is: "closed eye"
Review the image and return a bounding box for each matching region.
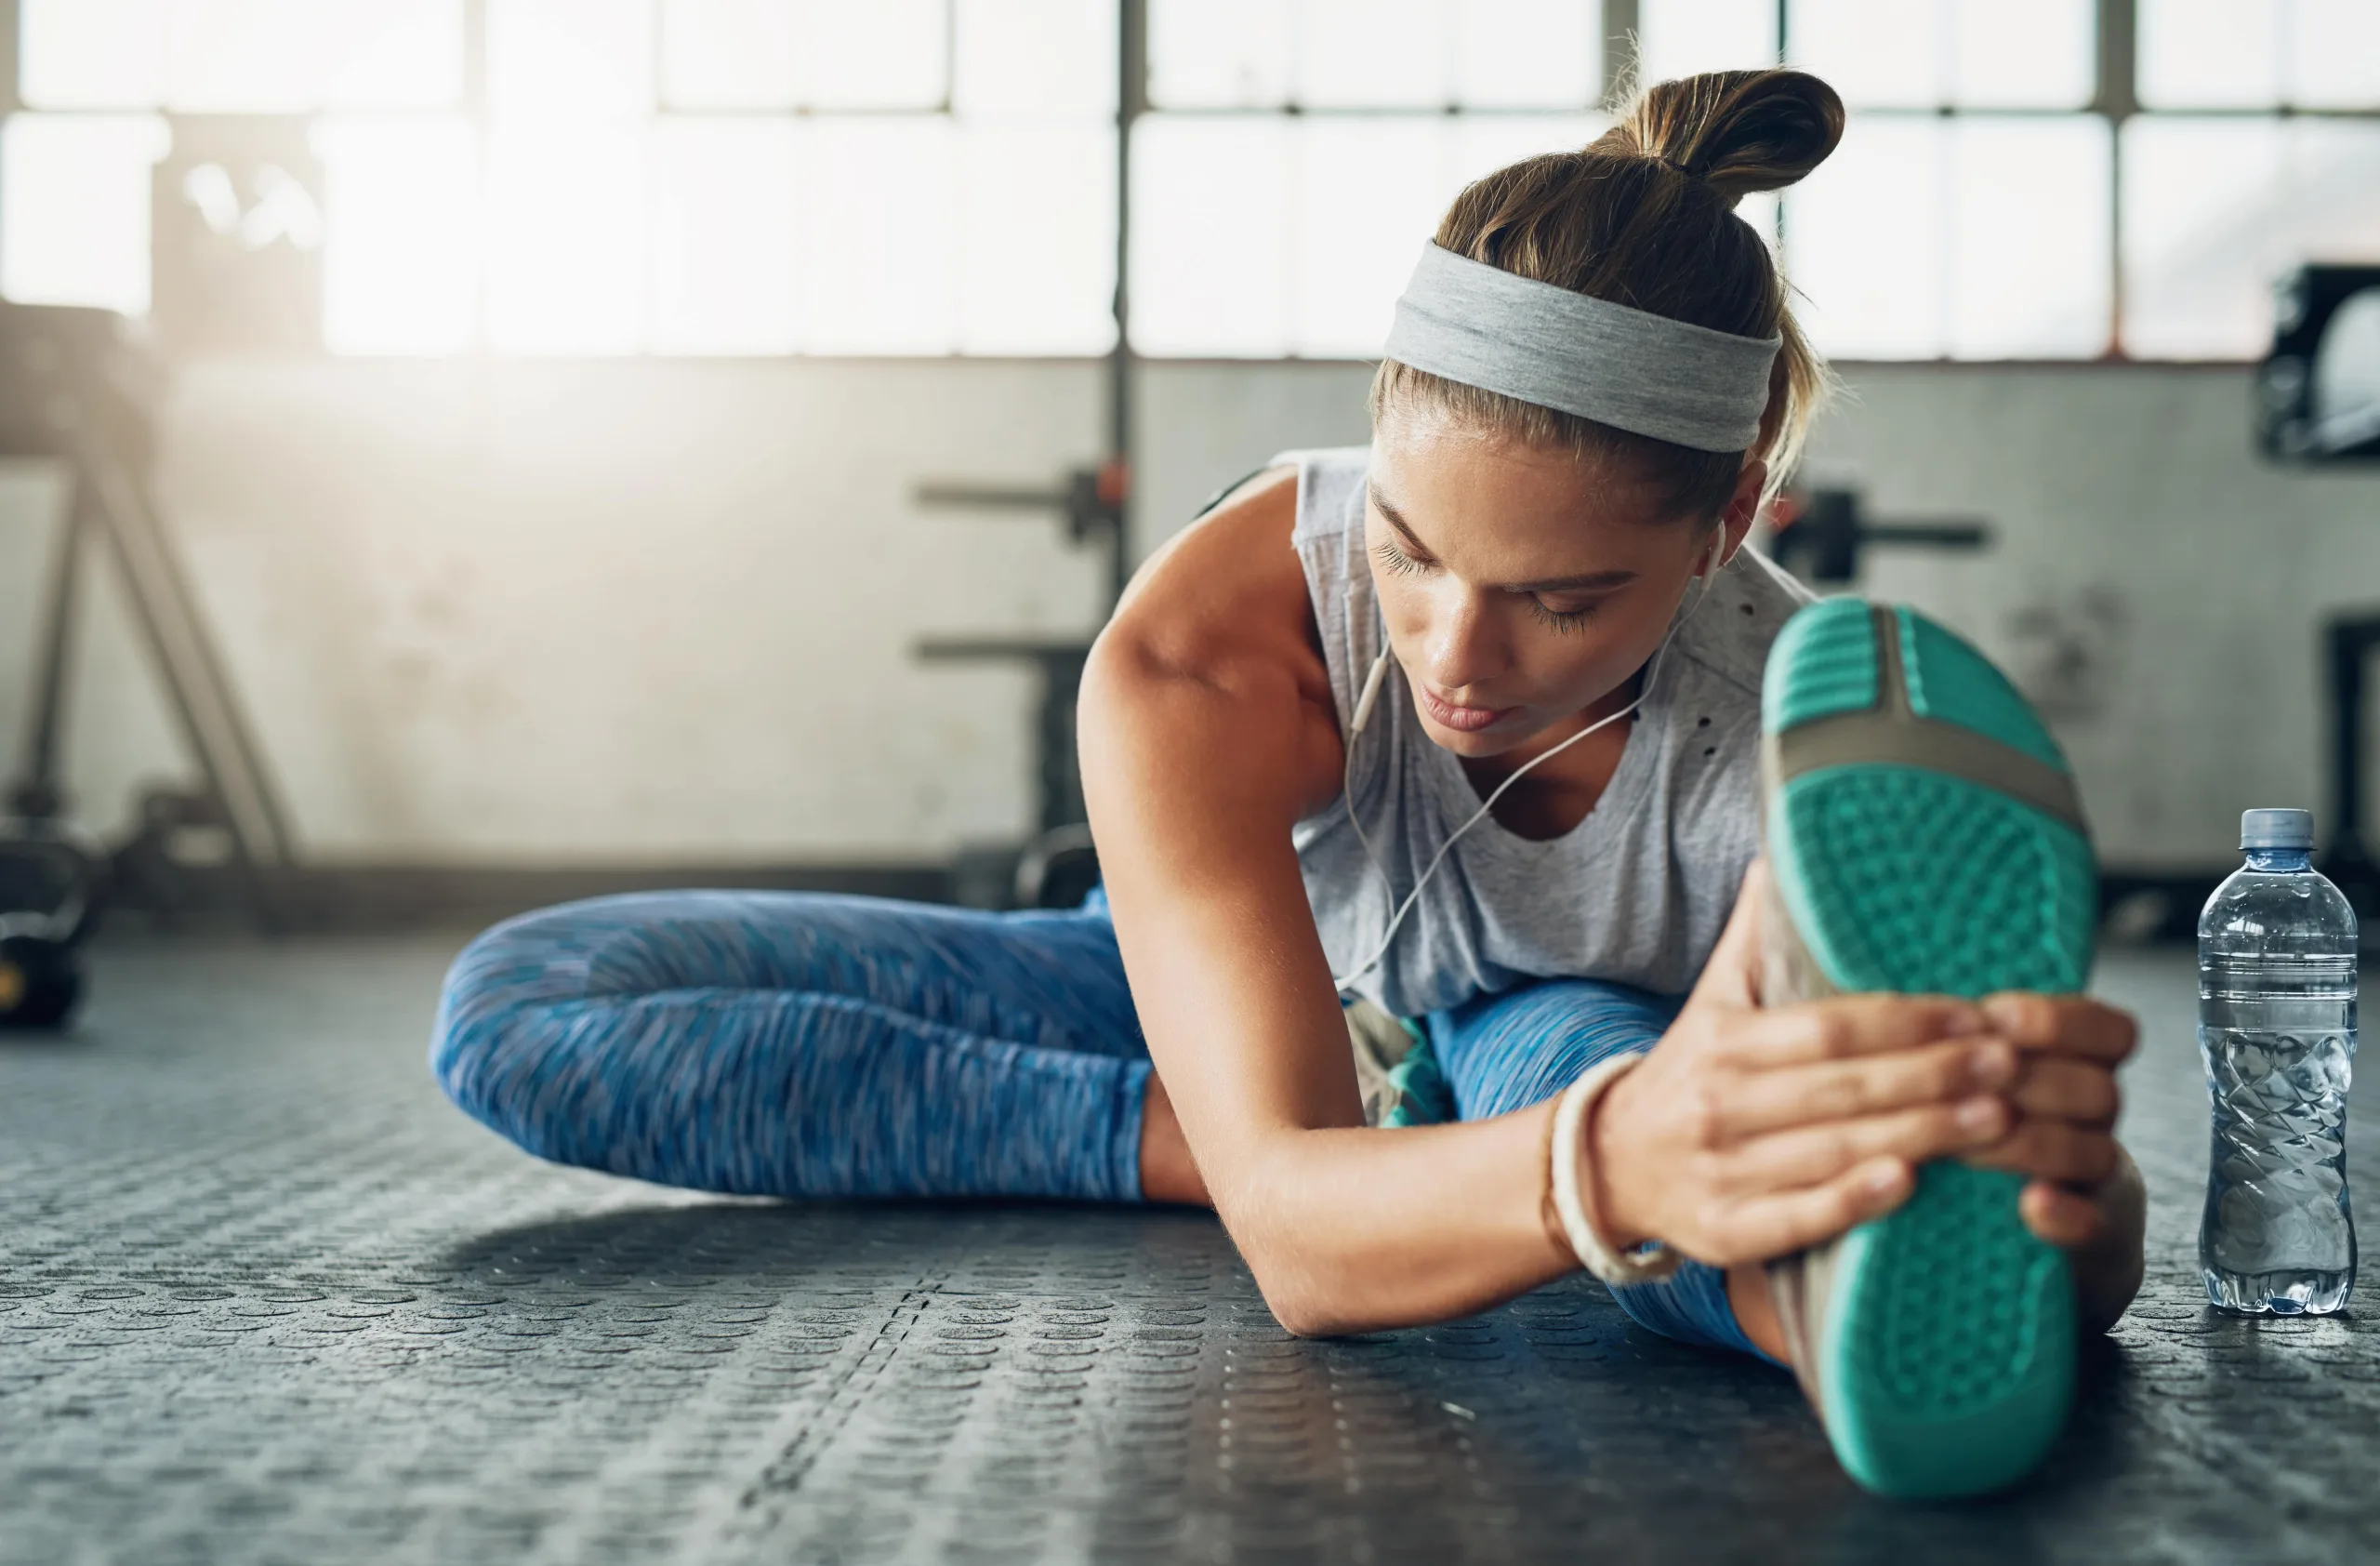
[1527,595,1606,633]
[1372,537,1431,577]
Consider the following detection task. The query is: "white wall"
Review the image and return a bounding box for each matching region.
[1,356,2374,872]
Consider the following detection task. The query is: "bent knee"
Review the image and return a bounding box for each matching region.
[428,913,583,1128]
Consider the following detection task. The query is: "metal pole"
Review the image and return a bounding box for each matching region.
[10,488,85,820]
[1108,0,1146,607]
[84,450,297,876]
[1602,0,1639,101]
[2096,0,2139,359]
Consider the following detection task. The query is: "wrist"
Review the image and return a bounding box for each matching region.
[1582,1073,1651,1251]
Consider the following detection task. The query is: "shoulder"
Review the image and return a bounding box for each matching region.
[1673,545,1816,697]
[1101,464,1316,691]
[1086,463,1343,819]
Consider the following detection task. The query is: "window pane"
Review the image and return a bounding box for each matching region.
[1788,0,1945,110]
[1296,118,1448,357]
[316,116,478,353]
[1636,0,1777,83]
[1453,0,1601,111]
[1783,115,1944,358]
[804,0,950,110]
[959,123,1117,354]
[162,0,462,112]
[2292,121,2380,267]
[485,122,647,352]
[0,113,171,313]
[648,118,800,353]
[662,0,800,110]
[1149,0,1291,109]
[2120,117,2285,358]
[2137,0,2281,109]
[1129,116,1292,356]
[1738,189,1779,257]
[1950,0,2093,108]
[1448,114,1607,192]
[489,0,654,115]
[1297,0,1448,110]
[2289,0,2380,109]
[955,0,1119,117]
[1946,116,2109,358]
[803,118,958,353]
[21,0,168,108]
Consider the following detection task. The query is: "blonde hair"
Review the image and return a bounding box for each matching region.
[1370,68,1845,521]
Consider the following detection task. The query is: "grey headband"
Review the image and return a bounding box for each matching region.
[1382,242,1781,453]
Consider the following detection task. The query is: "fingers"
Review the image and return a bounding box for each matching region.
[1701,1157,1914,1263]
[1966,1115,2121,1187]
[1726,1094,2011,1188]
[1719,991,1988,1068]
[1981,993,2138,1066]
[2020,1179,2104,1248]
[1704,1037,2016,1141]
[2007,1055,2122,1127]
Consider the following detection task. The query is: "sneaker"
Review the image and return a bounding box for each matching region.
[1757,598,2097,1500]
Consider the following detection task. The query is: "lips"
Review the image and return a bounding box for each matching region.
[1416,683,1516,733]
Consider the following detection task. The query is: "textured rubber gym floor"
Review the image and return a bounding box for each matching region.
[2,936,2373,1565]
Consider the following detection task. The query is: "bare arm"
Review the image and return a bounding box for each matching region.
[1080,471,1578,1334]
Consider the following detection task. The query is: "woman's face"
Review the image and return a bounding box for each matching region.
[1365,408,1759,760]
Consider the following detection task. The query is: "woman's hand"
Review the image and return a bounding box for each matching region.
[1579,861,2137,1268]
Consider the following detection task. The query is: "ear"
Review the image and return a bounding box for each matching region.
[1709,457,1768,575]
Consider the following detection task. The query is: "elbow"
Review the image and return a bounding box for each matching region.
[1250,1273,1347,1341]
[1236,1236,1370,1339]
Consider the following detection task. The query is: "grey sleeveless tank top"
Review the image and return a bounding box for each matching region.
[1285,446,1815,1018]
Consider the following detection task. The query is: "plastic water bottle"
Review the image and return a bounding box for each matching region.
[2198,808,2359,1314]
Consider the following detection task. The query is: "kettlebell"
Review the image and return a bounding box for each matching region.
[0,935,82,1029]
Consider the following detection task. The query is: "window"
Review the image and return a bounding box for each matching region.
[2122,0,2380,357]
[7,0,1117,356]
[1134,0,1609,357]
[9,3,2378,363]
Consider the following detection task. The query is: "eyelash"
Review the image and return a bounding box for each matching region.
[1528,599,1601,634]
[1378,539,1603,633]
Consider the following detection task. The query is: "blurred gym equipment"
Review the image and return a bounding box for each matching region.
[2258,264,2380,464]
[1766,486,1991,584]
[0,304,298,1027]
[2264,268,2380,925]
[912,460,1126,911]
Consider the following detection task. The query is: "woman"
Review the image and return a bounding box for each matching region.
[432,70,2145,1499]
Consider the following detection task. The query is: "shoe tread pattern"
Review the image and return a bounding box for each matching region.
[1762,598,1880,733]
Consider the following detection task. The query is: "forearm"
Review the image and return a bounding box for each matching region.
[1212,1105,1578,1336]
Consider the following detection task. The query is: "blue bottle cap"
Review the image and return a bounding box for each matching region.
[2241,808,2315,850]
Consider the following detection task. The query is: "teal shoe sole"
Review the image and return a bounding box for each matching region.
[1764,599,2095,1501]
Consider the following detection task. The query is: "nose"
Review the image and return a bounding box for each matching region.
[1414,582,1506,697]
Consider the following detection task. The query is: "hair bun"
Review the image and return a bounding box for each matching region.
[1616,68,1844,205]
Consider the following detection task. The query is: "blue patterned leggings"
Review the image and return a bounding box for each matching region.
[430,890,1760,1359]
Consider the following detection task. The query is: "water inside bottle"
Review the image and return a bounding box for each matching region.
[2199,950,2358,1314]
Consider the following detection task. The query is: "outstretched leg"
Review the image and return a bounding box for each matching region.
[430,891,1152,1202]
